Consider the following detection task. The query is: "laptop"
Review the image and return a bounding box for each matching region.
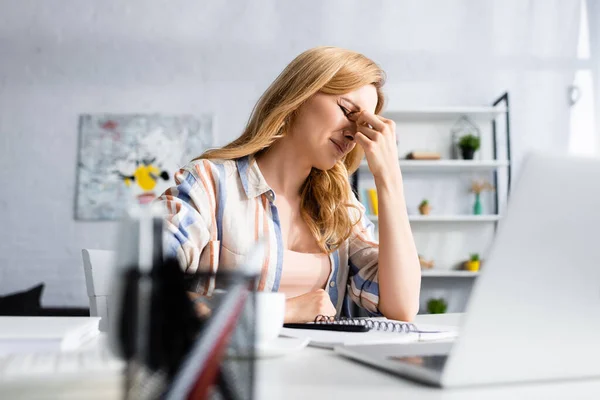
[335,152,600,388]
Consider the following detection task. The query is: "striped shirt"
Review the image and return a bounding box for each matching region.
[155,156,382,317]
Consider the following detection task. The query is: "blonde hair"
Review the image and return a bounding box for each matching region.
[200,46,386,252]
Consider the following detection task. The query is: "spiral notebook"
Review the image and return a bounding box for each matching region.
[279,316,457,349]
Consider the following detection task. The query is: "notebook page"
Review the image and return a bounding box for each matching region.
[279,327,420,349]
[280,320,458,349]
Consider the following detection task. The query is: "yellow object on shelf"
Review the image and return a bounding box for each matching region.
[466,260,480,272]
[367,188,378,216]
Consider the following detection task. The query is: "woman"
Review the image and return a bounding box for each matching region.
[157,46,421,323]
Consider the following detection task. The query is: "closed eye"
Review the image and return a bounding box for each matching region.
[340,105,357,119]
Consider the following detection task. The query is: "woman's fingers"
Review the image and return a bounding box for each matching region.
[377,115,397,133]
[350,111,400,180]
[353,111,387,132]
[356,124,380,141]
[354,131,373,150]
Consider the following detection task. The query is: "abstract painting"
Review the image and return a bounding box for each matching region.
[75,114,213,220]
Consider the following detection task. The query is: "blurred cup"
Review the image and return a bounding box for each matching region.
[254,292,285,345]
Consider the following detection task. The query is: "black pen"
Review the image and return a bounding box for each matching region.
[283,323,370,332]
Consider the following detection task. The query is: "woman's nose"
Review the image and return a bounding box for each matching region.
[343,129,355,141]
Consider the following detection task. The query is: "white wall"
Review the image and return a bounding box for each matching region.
[0,0,581,306]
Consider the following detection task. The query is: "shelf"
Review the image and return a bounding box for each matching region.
[382,106,507,122]
[366,215,501,223]
[421,270,479,277]
[359,159,509,172]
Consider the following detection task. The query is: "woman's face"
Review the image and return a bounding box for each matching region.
[286,84,378,170]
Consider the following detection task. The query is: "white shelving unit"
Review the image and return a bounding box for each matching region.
[351,93,512,314]
[382,106,507,122]
[421,270,479,278]
[360,159,509,172]
[367,215,502,223]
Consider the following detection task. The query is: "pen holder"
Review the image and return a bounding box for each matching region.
[183,270,260,400]
[115,257,203,400]
[108,204,260,399]
[113,264,259,400]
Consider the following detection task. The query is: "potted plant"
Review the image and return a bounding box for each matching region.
[466,253,480,272]
[427,298,448,314]
[418,199,431,215]
[470,179,495,215]
[419,254,435,269]
[458,134,481,160]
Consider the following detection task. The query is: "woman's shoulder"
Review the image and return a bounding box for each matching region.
[180,157,241,177]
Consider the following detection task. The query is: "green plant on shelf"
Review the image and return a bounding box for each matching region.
[466,253,481,272]
[418,199,431,215]
[458,134,481,160]
[458,134,481,151]
[427,298,448,314]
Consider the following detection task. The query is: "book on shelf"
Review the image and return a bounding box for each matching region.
[361,188,378,216]
[405,151,442,160]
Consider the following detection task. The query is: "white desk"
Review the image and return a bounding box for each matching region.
[2,314,599,399]
[256,313,600,399]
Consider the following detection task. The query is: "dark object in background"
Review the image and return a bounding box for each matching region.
[38,307,90,317]
[0,283,44,316]
[461,147,476,160]
[0,282,89,316]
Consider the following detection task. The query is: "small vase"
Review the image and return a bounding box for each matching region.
[473,193,482,215]
[461,147,475,160]
[419,205,431,215]
[466,260,480,272]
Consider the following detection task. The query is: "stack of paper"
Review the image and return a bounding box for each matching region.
[0,317,100,356]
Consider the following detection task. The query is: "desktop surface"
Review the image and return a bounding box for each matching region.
[2,314,600,399]
[256,313,600,399]
[256,345,600,400]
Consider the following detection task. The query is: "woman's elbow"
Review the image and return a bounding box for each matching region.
[379,301,420,322]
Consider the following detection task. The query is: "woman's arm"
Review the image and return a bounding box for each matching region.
[373,171,421,321]
[155,162,219,296]
[353,112,421,321]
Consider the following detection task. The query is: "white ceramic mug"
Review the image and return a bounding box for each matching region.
[254,292,286,345]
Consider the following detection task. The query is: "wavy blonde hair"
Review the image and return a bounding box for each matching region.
[200,46,386,253]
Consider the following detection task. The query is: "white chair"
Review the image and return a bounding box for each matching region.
[81,249,117,332]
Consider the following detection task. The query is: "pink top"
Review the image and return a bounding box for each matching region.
[278,250,332,298]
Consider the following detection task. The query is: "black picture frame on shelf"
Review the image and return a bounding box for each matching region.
[492,92,512,213]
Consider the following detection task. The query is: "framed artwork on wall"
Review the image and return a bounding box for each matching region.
[75,113,213,220]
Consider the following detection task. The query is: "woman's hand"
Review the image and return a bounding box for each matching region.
[350,112,421,321]
[284,289,336,323]
[351,111,401,182]
[187,291,212,318]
